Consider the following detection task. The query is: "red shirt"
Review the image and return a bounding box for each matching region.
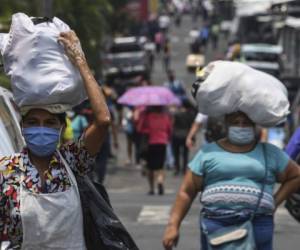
[142,112,172,145]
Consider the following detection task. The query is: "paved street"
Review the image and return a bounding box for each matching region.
[104,15,300,250]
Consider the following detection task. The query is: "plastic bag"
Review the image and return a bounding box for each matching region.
[76,175,140,250]
[0,13,86,109]
[192,61,289,127]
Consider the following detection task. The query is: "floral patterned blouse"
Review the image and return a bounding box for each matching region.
[0,138,95,249]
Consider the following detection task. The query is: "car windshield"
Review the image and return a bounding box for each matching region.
[243,52,279,62]
[0,96,23,155]
[110,43,142,53]
[257,68,279,77]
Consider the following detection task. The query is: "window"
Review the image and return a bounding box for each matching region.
[110,43,142,53]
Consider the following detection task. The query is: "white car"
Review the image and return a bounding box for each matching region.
[0,86,24,248]
[0,86,24,157]
[240,43,283,77]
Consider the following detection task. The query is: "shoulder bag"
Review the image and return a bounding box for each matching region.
[58,151,140,250]
[201,144,268,250]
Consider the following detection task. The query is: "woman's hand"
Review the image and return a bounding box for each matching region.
[162,171,202,250]
[58,30,86,66]
[186,136,195,150]
[162,224,179,250]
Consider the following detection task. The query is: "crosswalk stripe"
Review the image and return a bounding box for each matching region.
[138,205,171,225]
[108,188,175,194]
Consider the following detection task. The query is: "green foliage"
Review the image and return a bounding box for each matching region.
[0,0,136,78]
[0,72,11,90]
[53,0,113,77]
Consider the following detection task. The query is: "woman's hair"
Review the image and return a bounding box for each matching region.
[57,113,67,125]
[148,106,164,113]
[22,112,67,126]
[225,111,254,125]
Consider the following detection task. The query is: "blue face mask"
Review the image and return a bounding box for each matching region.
[23,127,61,157]
[228,126,255,145]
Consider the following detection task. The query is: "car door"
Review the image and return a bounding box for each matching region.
[0,94,24,156]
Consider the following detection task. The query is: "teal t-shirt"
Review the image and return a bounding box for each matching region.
[189,142,290,214]
[71,115,88,140]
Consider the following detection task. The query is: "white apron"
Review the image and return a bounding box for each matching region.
[20,151,86,250]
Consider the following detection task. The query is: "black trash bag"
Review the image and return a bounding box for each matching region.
[76,175,140,250]
[285,190,300,223]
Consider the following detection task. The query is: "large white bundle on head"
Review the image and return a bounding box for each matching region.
[194,61,289,127]
[0,13,86,110]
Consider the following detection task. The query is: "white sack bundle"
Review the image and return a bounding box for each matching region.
[0,13,86,109]
[193,61,289,127]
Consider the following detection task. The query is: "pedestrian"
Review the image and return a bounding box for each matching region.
[174,9,181,27]
[134,106,149,174]
[199,24,209,49]
[155,31,164,54]
[172,100,196,175]
[163,111,300,250]
[226,39,241,61]
[162,38,171,72]
[122,106,135,166]
[164,70,187,102]
[92,87,119,184]
[70,107,89,140]
[158,12,171,34]
[210,23,220,49]
[284,127,300,222]
[285,126,300,160]
[62,115,75,143]
[140,106,172,195]
[0,31,111,249]
[186,112,208,149]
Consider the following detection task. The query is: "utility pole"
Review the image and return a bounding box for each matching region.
[42,0,53,18]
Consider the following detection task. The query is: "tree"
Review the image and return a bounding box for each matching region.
[0,0,136,88]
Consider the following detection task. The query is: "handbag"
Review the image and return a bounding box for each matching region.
[77,175,140,250]
[201,144,268,250]
[58,151,139,250]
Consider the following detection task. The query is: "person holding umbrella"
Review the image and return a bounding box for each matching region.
[140,105,172,195]
[118,86,180,195]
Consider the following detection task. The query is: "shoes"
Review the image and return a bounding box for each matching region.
[148,190,155,195]
[158,183,164,195]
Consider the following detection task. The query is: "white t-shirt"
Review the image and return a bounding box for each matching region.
[194,113,208,125]
[159,15,170,29]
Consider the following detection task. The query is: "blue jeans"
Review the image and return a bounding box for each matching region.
[200,214,274,250]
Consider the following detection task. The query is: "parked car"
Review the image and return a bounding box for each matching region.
[102,36,150,82]
[0,86,24,157]
[239,43,283,78]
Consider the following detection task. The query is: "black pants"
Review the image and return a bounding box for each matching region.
[147,144,166,170]
[172,137,189,174]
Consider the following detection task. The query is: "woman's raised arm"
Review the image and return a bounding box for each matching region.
[58,31,111,156]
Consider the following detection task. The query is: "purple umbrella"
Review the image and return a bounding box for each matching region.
[117,86,181,106]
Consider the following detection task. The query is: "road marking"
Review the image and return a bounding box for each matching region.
[108,188,176,194]
[108,187,138,193]
[138,205,171,225]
